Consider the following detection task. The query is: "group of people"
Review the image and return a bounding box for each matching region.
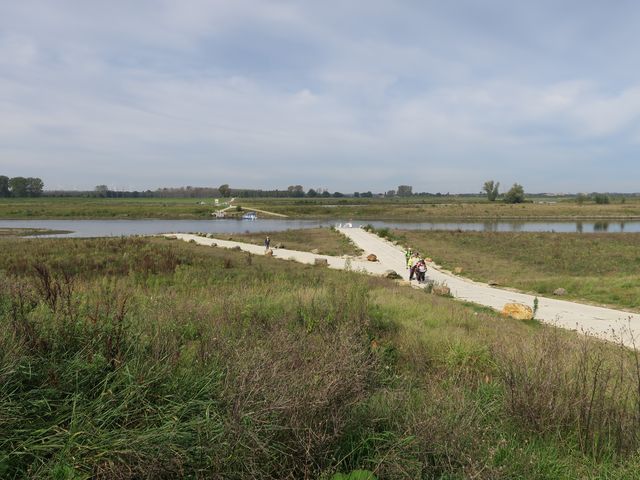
[405,249,428,282]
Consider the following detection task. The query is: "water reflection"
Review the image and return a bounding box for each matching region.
[0,219,638,237]
[593,221,610,232]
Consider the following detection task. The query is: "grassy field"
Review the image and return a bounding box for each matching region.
[394,230,640,310]
[3,196,640,220]
[229,227,362,256]
[2,236,640,478]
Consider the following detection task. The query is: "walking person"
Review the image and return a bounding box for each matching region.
[264,235,270,251]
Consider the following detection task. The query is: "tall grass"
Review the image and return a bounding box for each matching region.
[2,237,640,478]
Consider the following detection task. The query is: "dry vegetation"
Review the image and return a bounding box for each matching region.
[2,236,640,478]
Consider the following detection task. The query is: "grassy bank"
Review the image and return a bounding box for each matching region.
[0,227,72,237]
[396,230,640,310]
[229,227,362,256]
[3,196,640,220]
[2,236,640,478]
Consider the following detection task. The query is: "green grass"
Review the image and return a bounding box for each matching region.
[228,227,363,256]
[2,236,640,478]
[397,230,640,310]
[3,196,640,220]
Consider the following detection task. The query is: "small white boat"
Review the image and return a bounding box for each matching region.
[242,212,258,220]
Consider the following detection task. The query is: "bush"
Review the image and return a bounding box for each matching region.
[503,183,525,204]
[593,193,610,204]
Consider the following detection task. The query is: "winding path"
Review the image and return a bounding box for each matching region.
[168,228,640,347]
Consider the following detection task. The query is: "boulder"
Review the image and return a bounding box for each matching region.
[432,285,451,296]
[367,253,378,262]
[265,249,274,256]
[454,267,463,274]
[231,246,242,251]
[488,280,499,286]
[275,242,284,249]
[502,303,533,320]
[553,288,567,296]
[210,242,217,247]
[310,248,320,254]
[314,258,328,266]
[383,270,402,279]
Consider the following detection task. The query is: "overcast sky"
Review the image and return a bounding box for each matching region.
[1,1,639,193]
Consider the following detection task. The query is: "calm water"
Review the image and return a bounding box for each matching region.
[1,218,639,237]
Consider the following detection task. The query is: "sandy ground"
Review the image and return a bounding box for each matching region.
[167,229,640,347]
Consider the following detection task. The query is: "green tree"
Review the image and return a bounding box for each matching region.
[593,193,610,204]
[218,184,231,197]
[482,180,500,202]
[504,183,525,204]
[25,177,44,197]
[397,185,413,196]
[95,185,109,198]
[9,177,28,197]
[307,188,318,197]
[0,175,9,197]
[287,185,304,197]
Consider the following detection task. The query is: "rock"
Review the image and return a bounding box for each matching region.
[231,246,242,251]
[265,249,274,256]
[425,257,433,263]
[383,270,402,279]
[210,242,217,247]
[207,233,215,239]
[454,266,463,274]
[310,248,320,254]
[488,280,499,286]
[367,253,378,262]
[432,285,451,296]
[314,258,328,266]
[502,303,533,320]
[275,242,284,249]
[554,288,567,296]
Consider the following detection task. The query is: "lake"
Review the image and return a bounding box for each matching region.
[1,218,639,237]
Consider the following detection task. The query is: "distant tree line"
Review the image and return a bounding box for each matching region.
[0,175,44,197]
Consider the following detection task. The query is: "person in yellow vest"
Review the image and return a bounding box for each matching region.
[409,252,419,280]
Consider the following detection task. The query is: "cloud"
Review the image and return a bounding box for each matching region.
[1,0,640,192]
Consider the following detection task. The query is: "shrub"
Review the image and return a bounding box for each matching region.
[503,183,525,204]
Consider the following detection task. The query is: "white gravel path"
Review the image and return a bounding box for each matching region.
[167,229,640,347]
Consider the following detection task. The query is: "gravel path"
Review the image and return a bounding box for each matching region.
[168,229,640,347]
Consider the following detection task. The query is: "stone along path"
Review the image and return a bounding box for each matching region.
[168,229,640,347]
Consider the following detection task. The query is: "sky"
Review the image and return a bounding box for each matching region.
[1,0,640,193]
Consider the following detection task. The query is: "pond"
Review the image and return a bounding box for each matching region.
[0,218,638,237]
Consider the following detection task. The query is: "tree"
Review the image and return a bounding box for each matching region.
[593,193,610,204]
[503,183,525,204]
[397,185,413,197]
[25,177,44,197]
[306,188,318,197]
[386,190,396,197]
[9,177,28,197]
[95,185,109,198]
[332,191,344,197]
[0,176,9,197]
[321,190,331,197]
[287,185,304,197]
[482,180,500,202]
[218,184,231,197]
[361,191,373,198]
[353,192,360,197]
